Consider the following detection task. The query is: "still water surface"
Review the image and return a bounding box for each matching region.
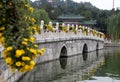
[18,47,120,82]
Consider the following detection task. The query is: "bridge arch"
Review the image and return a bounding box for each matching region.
[82,43,88,61]
[82,43,88,53]
[60,46,67,58]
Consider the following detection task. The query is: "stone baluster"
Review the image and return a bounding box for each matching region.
[62,23,65,26]
[49,21,52,26]
[67,24,70,31]
[40,20,44,30]
[56,22,59,31]
[72,24,74,27]
[76,25,78,30]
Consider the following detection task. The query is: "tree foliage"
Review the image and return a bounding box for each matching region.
[107,13,120,40]
[32,9,50,24]
[31,0,113,33]
[0,0,45,73]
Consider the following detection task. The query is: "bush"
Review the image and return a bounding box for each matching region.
[0,0,45,73]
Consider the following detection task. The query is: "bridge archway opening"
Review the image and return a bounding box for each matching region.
[82,44,88,61]
[60,46,67,58]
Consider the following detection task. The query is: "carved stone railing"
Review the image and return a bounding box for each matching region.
[35,20,105,43]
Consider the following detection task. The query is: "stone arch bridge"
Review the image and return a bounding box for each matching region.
[0,21,104,82]
[35,21,104,63]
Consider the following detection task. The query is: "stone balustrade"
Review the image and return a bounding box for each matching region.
[34,20,104,43]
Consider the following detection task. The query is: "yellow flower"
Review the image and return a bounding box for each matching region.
[34,44,38,48]
[2,49,7,58]
[29,48,37,55]
[22,56,31,61]
[2,18,6,21]
[23,38,28,41]
[28,7,34,13]
[22,57,26,61]
[25,4,29,8]
[30,61,35,66]
[25,65,29,70]
[0,37,5,43]
[0,4,2,8]
[3,53,7,58]
[21,41,27,45]
[26,15,31,21]
[29,65,34,70]
[0,33,3,37]
[27,47,30,50]
[11,67,15,73]
[6,46,13,51]
[37,50,43,56]
[9,2,12,6]
[15,61,21,67]
[19,68,25,73]
[31,18,36,23]
[0,27,5,31]
[5,57,12,64]
[32,26,37,30]
[26,57,31,61]
[21,62,25,66]
[21,49,25,54]
[41,48,45,52]
[29,37,35,43]
[15,49,25,58]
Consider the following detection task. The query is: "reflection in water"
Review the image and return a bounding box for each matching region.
[82,53,88,61]
[17,47,120,82]
[82,43,88,61]
[96,50,99,58]
[59,57,67,69]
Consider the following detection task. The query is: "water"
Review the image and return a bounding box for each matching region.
[18,47,120,82]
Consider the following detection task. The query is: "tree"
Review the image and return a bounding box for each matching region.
[107,13,120,40]
[32,9,50,24]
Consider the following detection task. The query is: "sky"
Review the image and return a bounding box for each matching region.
[31,0,120,10]
[73,0,120,10]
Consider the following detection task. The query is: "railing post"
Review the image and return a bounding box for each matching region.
[62,23,65,26]
[67,24,70,30]
[72,24,74,27]
[56,22,59,31]
[40,20,44,30]
[76,25,78,30]
[49,21,52,26]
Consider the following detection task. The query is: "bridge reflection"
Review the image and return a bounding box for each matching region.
[17,50,105,82]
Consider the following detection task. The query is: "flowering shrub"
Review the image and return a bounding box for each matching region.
[90,29,96,36]
[69,26,77,34]
[59,25,68,33]
[84,28,88,36]
[96,32,100,37]
[44,24,54,32]
[0,0,45,73]
[78,26,84,33]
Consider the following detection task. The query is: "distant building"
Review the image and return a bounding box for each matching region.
[48,0,53,3]
[57,14,96,27]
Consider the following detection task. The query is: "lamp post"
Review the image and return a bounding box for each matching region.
[112,0,115,14]
[113,0,114,9]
